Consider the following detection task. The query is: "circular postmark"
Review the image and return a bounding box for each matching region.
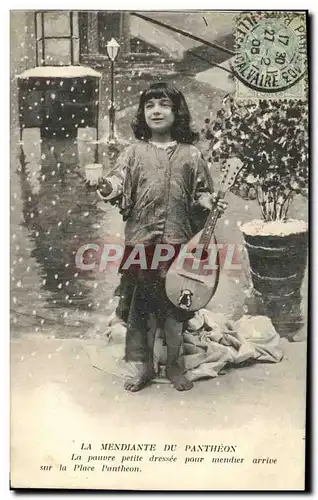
[232,12,307,93]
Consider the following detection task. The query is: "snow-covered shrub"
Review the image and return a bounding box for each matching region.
[203,97,308,222]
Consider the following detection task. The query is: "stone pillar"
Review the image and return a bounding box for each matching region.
[87,12,99,55]
[25,12,37,68]
[10,10,36,78]
[120,13,131,54]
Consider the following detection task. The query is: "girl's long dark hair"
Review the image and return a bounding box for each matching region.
[131,82,199,144]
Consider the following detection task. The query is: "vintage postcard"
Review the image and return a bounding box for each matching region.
[10,10,309,491]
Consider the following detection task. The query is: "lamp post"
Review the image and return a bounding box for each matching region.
[106,37,120,143]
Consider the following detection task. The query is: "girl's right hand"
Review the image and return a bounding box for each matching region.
[85,178,102,192]
[96,179,113,200]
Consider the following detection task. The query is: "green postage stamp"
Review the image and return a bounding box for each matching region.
[232,11,307,99]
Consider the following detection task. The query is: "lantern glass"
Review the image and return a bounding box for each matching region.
[106,38,120,62]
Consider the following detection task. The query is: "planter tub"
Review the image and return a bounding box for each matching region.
[241,220,308,337]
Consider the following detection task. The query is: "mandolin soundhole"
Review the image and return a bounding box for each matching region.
[191,248,209,262]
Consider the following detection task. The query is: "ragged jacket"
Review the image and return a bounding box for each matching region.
[101,141,213,246]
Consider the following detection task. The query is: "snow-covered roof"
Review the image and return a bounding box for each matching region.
[131,12,235,59]
[16,66,102,79]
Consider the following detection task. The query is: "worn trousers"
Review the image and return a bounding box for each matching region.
[123,273,193,366]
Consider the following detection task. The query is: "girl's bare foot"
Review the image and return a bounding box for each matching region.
[166,366,194,391]
[124,363,156,392]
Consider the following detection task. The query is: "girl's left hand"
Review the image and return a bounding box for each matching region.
[199,193,228,213]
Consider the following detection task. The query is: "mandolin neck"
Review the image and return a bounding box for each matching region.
[198,190,225,250]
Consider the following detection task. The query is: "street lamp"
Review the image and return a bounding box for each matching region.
[106,37,120,143]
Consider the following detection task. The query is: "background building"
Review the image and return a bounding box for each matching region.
[11,10,235,79]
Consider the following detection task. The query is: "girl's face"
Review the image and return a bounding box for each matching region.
[144,97,175,135]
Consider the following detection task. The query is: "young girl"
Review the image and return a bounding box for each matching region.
[96,82,226,392]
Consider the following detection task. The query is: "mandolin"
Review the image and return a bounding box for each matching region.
[165,157,243,312]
